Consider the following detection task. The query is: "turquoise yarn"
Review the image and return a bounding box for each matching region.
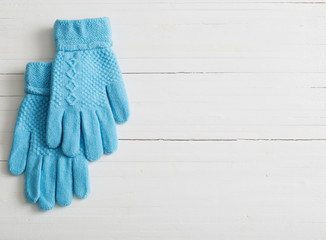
[8,62,90,210]
[47,17,130,161]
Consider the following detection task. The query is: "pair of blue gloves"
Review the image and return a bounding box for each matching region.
[8,18,129,210]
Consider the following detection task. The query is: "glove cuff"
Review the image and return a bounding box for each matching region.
[25,62,51,96]
[54,17,112,51]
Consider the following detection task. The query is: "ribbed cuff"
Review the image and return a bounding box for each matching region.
[24,62,52,95]
[54,17,112,51]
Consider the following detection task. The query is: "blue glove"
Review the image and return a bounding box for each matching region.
[46,17,130,161]
[8,62,90,210]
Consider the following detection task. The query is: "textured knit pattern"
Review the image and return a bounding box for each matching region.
[18,95,55,156]
[52,52,64,105]
[8,62,90,211]
[47,17,130,161]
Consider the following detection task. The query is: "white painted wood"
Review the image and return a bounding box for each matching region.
[2,141,326,239]
[0,3,325,60]
[0,0,326,239]
[1,73,326,139]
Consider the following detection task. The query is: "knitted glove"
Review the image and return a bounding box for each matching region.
[8,63,90,210]
[47,17,129,161]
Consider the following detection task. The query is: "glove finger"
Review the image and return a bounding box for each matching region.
[106,81,130,124]
[73,156,90,199]
[97,108,118,154]
[62,110,80,157]
[81,110,103,161]
[39,155,56,211]
[8,129,31,175]
[46,106,64,148]
[56,156,73,206]
[25,154,42,203]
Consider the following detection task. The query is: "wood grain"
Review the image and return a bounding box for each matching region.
[0,0,325,239]
[2,141,326,239]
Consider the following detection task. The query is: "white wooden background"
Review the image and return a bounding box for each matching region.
[1,0,326,239]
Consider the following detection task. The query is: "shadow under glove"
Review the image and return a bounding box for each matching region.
[8,62,90,210]
[47,17,130,161]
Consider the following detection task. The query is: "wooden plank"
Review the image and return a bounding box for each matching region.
[0,22,325,59]
[1,0,325,239]
[1,73,326,140]
[1,140,326,239]
[0,3,324,59]
[1,51,326,74]
[1,0,321,4]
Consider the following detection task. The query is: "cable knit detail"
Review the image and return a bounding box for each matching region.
[64,52,81,106]
[9,62,90,210]
[47,17,130,160]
